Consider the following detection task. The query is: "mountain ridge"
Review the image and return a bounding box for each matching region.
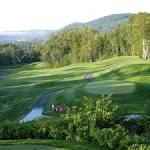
[61,13,132,32]
[0,13,133,41]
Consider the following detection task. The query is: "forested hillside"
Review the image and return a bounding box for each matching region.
[0,14,131,42]
[42,13,150,67]
[0,13,150,66]
[61,13,132,32]
[0,42,41,65]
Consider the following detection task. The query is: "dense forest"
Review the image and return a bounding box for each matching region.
[0,13,150,66]
[41,13,150,67]
[0,42,40,65]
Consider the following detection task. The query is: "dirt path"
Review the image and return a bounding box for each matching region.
[36,86,72,108]
[20,86,72,122]
[36,91,54,108]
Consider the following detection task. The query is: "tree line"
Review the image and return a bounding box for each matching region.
[0,41,41,65]
[41,13,150,67]
[0,13,150,66]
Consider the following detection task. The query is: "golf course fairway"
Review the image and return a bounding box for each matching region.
[84,80,135,94]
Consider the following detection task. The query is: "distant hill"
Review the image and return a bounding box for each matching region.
[0,30,56,42]
[0,13,132,41]
[61,13,132,32]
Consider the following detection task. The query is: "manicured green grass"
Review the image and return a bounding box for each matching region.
[0,140,100,150]
[0,145,65,150]
[0,56,150,121]
[84,80,135,94]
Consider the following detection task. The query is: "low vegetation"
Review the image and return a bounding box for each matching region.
[0,96,150,149]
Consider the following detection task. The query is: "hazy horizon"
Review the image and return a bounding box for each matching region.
[0,12,132,33]
[0,0,150,32]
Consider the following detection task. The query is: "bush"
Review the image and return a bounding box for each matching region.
[128,144,150,150]
[0,118,66,140]
[123,117,150,138]
[64,96,125,142]
[90,125,131,150]
[0,96,149,149]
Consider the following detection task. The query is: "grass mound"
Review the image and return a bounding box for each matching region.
[84,80,135,94]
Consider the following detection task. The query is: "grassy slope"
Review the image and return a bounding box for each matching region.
[0,145,64,150]
[0,56,150,121]
[0,140,100,150]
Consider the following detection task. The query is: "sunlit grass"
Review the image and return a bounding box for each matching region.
[0,140,100,150]
[0,56,150,120]
[84,80,135,94]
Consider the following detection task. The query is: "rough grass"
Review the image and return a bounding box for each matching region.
[0,56,150,121]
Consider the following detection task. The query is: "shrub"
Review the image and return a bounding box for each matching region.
[64,96,125,142]
[90,125,131,150]
[128,144,150,150]
[0,96,149,149]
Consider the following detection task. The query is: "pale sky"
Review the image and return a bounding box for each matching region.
[0,0,149,32]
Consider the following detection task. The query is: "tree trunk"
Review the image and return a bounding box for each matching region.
[142,38,149,60]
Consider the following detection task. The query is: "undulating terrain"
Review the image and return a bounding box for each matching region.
[0,56,150,121]
[0,12,150,150]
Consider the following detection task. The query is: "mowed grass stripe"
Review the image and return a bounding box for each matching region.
[0,56,150,120]
[84,80,135,94]
[0,145,66,150]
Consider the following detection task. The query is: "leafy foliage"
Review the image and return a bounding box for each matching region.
[1,13,150,66]
[90,125,131,150]
[64,96,124,142]
[0,41,41,65]
[128,144,150,150]
[0,96,150,149]
[41,13,150,67]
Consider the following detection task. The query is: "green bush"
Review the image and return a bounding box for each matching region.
[0,96,149,149]
[128,144,150,150]
[0,118,66,140]
[123,117,150,138]
[90,125,131,150]
[64,96,125,142]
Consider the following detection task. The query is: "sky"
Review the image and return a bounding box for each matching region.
[0,0,150,32]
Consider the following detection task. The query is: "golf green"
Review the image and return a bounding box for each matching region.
[84,80,135,94]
